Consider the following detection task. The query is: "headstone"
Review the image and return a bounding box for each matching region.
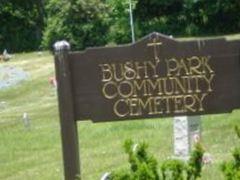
[0,101,7,110]
[173,116,189,159]
[0,66,28,90]
[22,112,31,130]
[37,51,43,56]
[173,116,201,159]
[188,116,201,147]
[3,49,11,61]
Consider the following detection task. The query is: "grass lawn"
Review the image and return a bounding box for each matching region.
[0,34,240,179]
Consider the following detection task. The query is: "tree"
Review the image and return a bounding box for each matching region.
[0,0,44,52]
[42,0,109,50]
[134,0,184,37]
[134,0,240,37]
[106,0,137,44]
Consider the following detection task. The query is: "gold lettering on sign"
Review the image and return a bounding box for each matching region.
[99,55,215,118]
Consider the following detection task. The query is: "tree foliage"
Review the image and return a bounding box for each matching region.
[0,0,44,52]
[0,0,240,52]
[134,0,240,37]
[41,0,109,50]
[106,0,137,44]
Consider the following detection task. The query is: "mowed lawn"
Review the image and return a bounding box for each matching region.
[0,34,240,180]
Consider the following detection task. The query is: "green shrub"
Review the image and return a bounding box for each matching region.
[161,159,186,180]
[107,140,204,180]
[108,139,159,180]
[161,142,204,180]
[221,126,240,180]
[186,142,205,180]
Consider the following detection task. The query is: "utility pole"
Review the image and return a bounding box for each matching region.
[129,0,135,43]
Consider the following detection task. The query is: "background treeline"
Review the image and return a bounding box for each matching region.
[0,0,240,52]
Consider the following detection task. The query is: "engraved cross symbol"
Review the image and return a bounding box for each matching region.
[147,37,162,61]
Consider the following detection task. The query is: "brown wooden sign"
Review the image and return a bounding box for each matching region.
[59,32,240,122]
[54,32,240,179]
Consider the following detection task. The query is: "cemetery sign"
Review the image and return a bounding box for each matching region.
[54,32,240,179]
[56,32,240,122]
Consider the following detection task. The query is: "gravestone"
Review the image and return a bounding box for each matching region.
[0,66,28,90]
[173,116,201,159]
[54,32,240,180]
[3,49,11,61]
[0,101,7,110]
[22,112,31,130]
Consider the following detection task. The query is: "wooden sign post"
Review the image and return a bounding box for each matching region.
[54,41,80,180]
[54,32,240,179]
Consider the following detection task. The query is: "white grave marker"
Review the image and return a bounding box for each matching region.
[173,116,201,159]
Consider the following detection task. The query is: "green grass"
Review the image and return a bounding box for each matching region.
[0,34,240,179]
